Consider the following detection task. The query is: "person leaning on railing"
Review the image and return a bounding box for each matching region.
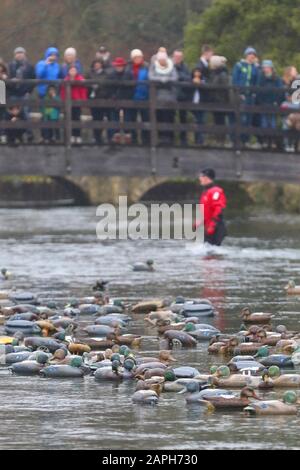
[256,60,285,150]
[107,57,131,144]
[232,47,260,146]
[208,55,231,147]
[87,59,112,144]
[0,59,8,144]
[149,50,178,145]
[124,49,149,145]
[8,47,36,143]
[172,50,191,146]
[60,64,87,144]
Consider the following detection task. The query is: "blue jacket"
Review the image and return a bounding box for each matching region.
[256,73,284,105]
[125,63,149,100]
[61,59,83,78]
[232,59,259,88]
[35,47,62,97]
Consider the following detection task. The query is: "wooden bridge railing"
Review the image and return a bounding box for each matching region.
[0,79,299,153]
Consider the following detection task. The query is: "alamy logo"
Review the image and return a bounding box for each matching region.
[291,79,300,105]
[0,80,6,105]
[96,196,204,242]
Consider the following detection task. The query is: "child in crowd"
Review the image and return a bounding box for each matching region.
[5,104,26,144]
[42,85,60,143]
[61,65,87,144]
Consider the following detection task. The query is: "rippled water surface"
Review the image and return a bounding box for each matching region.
[0,207,300,450]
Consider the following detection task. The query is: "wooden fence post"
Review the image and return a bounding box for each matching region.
[64,81,72,173]
[149,81,158,174]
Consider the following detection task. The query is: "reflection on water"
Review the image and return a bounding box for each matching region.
[0,208,300,449]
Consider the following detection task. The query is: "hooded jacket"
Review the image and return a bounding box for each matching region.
[35,47,62,97]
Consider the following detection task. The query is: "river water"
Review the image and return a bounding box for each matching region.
[0,207,300,450]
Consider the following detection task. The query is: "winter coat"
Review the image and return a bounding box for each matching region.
[43,94,60,121]
[107,68,132,100]
[208,66,231,104]
[87,68,111,100]
[35,47,62,97]
[124,62,149,101]
[232,59,259,88]
[149,59,178,102]
[8,60,36,96]
[60,74,87,101]
[256,73,284,106]
[196,58,210,81]
[174,62,191,101]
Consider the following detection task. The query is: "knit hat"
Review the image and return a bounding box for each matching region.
[157,51,168,61]
[131,49,143,60]
[244,46,257,56]
[14,47,26,55]
[209,55,227,70]
[262,59,274,68]
[200,168,216,180]
[112,57,127,67]
[64,47,77,58]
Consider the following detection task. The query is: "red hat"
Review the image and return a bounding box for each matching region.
[112,57,127,67]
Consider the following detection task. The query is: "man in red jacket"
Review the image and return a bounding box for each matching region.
[199,168,227,246]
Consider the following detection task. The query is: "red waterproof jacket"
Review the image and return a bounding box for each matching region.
[61,74,87,101]
[199,184,227,235]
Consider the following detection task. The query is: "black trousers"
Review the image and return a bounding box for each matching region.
[156,109,175,143]
[91,107,110,143]
[124,108,149,144]
[204,218,227,246]
[72,107,81,137]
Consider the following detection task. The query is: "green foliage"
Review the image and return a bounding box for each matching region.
[185,0,300,70]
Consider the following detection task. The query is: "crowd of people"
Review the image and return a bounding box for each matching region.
[0,44,299,150]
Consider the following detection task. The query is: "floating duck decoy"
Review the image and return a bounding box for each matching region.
[132,299,166,314]
[163,330,197,348]
[1,268,12,280]
[284,279,300,295]
[184,322,220,340]
[132,260,154,272]
[5,319,41,336]
[134,361,167,377]
[24,336,65,353]
[267,365,300,387]
[240,307,274,323]
[172,366,200,379]
[84,324,121,337]
[4,351,32,364]
[40,357,88,378]
[260,354,294,368]
[9,292,39,305]
[244,391,298,415]
[179,381,215,411]
[94,360,123,381]
[132,389,159,404]
[228,359,265,374]
[203,386,260,410]
[211,365,273,390]
[10,352,49,375]
[181,299,214,318]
